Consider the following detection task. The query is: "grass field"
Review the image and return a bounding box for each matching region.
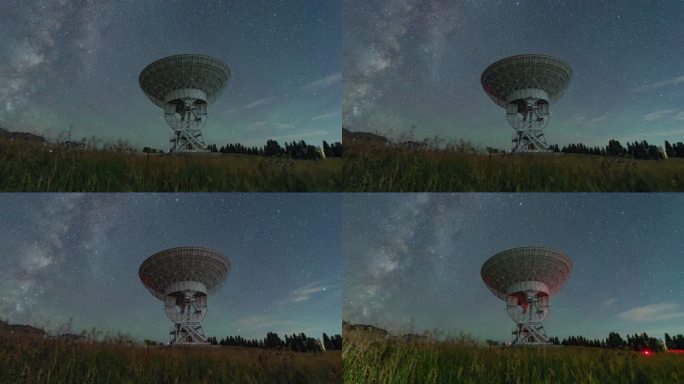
[0,338,341,384]
[343,143,684,191]
[0,141,341,191]
[343,330,684,384]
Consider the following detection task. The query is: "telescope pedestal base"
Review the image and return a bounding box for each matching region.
[169,128,207,153]
[165,287,209,346]
[170,321,207,345]
[165,97,209,153]
[511,321,548,345]
[511,129,551,153]
[506,97,551,153]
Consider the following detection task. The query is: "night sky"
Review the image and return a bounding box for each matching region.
[343,0,684,149]
[0,0,340,149]
[0,194,341,342]
[343,194,684,342]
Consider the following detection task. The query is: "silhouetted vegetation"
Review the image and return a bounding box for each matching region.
[548,331,684,352]
[344,131,684,191]
[344,324,684,383]
[489,138,684,160]
[218,139,342,160]
[0,321,342,383]
[0,337,341,383]
[142,146,162,154]
[0,139,341,191]
[38,127,343,160]
[556,139,684,160]
[322,140,344,158]
[207,331,342,352]
[665,333,684,350]
[322,333,343,350]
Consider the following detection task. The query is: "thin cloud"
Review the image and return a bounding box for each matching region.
[617,302,684,322]
[276,281,335,305]
[272,122,294,130]
[311,111,340,121]
[249,122,294,131]
[642,128,684,138]
[241,96,275,110]
[644,109,679,121]
[634,75,684,92]
[585,116,608,125]
[249,121,267,129]
[569,114,608,127]
[236,315,296,329]
[602,298,617,308]
[301,73,341,92]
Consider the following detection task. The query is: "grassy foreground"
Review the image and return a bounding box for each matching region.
[0,338,341,384]
[343,332,684,384]
[343,143,684,191]
[0,142,341,191]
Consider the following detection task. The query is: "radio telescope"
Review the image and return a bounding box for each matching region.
[139,247,230,345]
[481,246,572,345]
[139,54,231,153]
[481,54,572,153]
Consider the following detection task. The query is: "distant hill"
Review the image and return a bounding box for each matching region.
[342,322,433,343]
[343,321,389,338]
[343,129,433,150]
[0,320,47,338]
[342,128,390,144]
[0,127,46,143]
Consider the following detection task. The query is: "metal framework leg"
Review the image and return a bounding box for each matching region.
[512,321,548,344]
[511,107,549,152]
[167,291,208,345]
[165,98,208,153]
[507,99,550,153]
[171,322,206,344]
[510,292,549,345]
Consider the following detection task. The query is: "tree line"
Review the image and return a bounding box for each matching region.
[206,331,342,352]
[210,139,342,160]
[143,139,343,159]
[551,139,684,160]
[545,332,684,352]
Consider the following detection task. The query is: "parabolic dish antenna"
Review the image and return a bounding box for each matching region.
[139,247,230,345]
[481,54,572,153]
[481,246,572,345]
[139,54,231,153]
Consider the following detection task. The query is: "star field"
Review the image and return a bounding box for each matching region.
[0,194,341,341]
[343,0,684,149]
[0,0,340,149]
[343,194,684,341]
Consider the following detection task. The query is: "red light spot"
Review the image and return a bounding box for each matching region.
[642,350,651,356]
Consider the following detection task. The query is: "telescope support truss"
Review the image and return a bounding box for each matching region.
[507,291,550,345]
[165,289,208,344]
[506,99,550,153]
[164,98,208,153]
